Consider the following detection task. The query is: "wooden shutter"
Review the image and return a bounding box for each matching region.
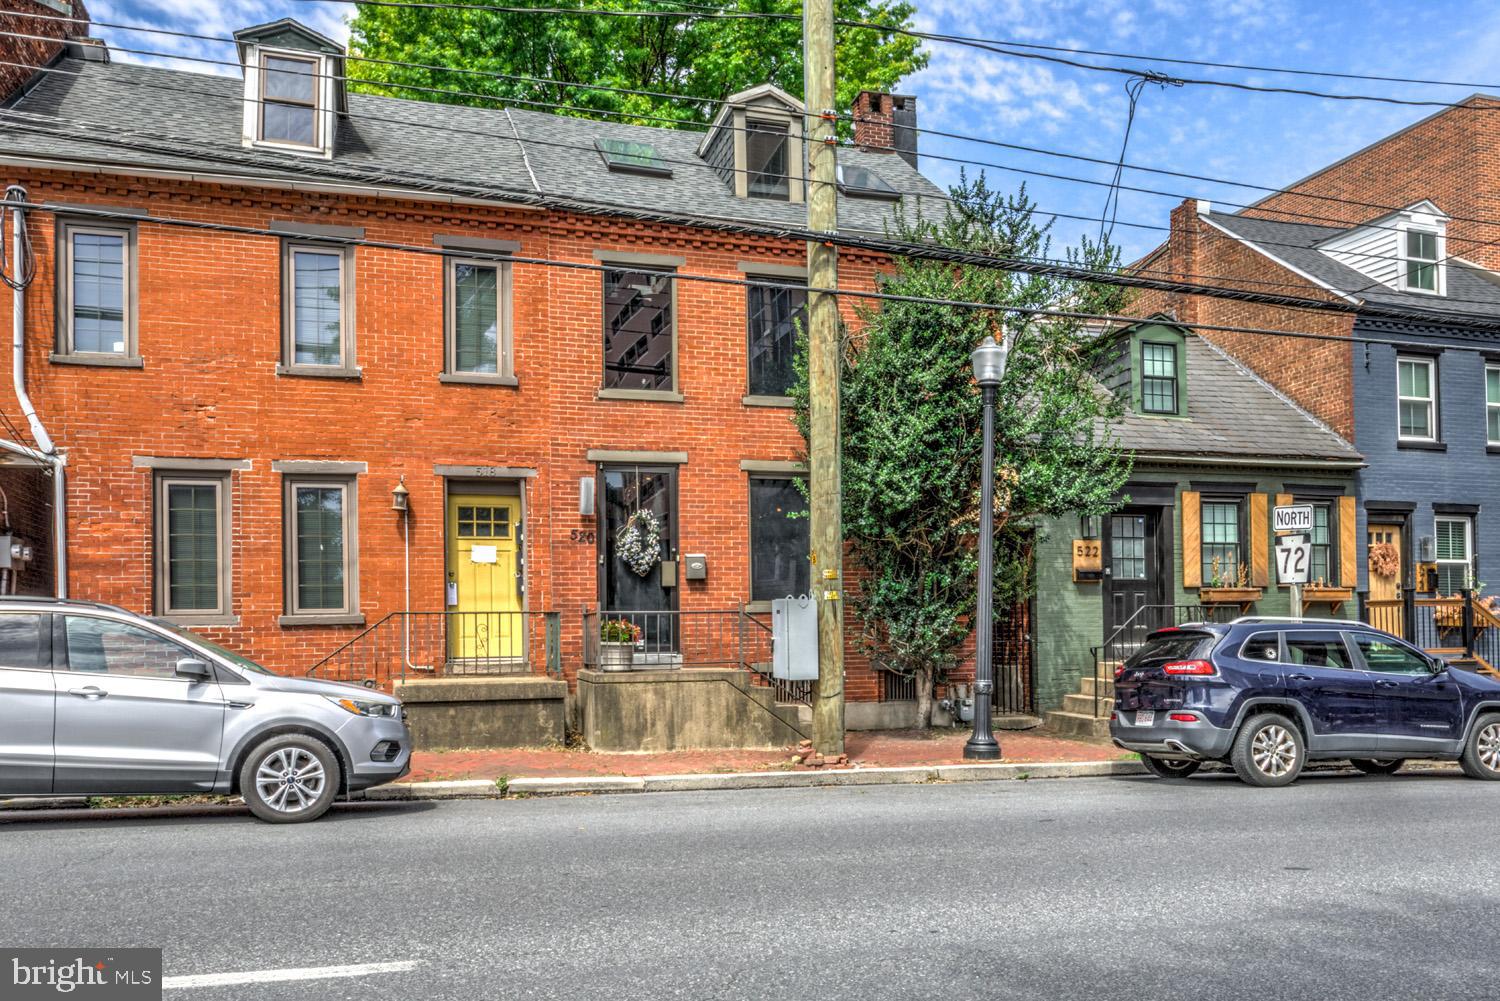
[1250,492,1269,587]
[1339,494,1357,588]
[1182,491,1201,588]
[1275,492,1292,511]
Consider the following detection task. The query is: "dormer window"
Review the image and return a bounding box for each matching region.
[260,53,319,147]
[1141,342,1178,414]
[746,120,790,200]
[1403,228,1440,292]
[234,18,347,159]
[697,84,805,203]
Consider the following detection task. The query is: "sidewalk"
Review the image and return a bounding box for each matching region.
[405,727,1130,783]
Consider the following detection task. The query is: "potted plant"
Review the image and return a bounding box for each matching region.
[1199,558,1262,607]
[598,618,641,672]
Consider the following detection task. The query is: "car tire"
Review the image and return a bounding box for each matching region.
[240,734,341,824]
[1139,755,1201,780]
[1230,713,1304,787]
[1350,758,1404,775]
[1460,713,1500,780]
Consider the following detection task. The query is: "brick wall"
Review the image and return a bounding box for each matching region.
[0,166,903,702]
[0,2,89,104]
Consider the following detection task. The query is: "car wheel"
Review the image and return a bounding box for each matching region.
[1460,713,1500,780]
[240,734,340,824]
[1139,755,1201,779]
[1230,713,1304,787]
[1350,758,1404,775]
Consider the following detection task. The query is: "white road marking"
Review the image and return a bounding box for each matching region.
[163,960,420,990]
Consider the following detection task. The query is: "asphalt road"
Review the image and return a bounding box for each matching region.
[3,770,1498,1000]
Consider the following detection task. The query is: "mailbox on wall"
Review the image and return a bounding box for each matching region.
[771,596,818,681]
[684,554,708,580]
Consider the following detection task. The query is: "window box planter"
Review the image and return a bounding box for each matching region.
[1198,587,1263,613]
[1301,585,1354,614]
[598,641,636,672]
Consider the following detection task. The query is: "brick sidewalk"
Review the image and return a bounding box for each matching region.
[405,728,1129,783]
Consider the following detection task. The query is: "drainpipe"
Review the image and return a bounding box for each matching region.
[6,185,65,597]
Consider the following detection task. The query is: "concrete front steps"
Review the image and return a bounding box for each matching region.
[1044,674,1115,739]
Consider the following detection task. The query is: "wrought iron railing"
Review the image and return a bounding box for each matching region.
[582,606,811,705]
[306,610,561,688]
[1089,603,1232,718]
[1358,588,1500,675]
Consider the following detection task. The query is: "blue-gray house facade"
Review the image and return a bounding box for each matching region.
[1194,202,1500,632]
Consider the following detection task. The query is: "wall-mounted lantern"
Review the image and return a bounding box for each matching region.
[1079,514,1101,540]
[391,477,409,513]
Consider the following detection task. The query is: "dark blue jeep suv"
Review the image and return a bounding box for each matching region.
[1110,617,1500,786]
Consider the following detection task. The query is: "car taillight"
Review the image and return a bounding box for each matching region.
[1114,663,1126,679]
[1110,711,1118,721]
[1168,712,1199,723]
[1162,659,1215,676]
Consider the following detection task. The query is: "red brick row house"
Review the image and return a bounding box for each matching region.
[0,7,946,731]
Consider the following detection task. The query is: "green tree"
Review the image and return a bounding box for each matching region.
[345,0,926,126]
[794,174,1134,727]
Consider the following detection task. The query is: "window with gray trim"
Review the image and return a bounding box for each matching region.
[747,276,806,397]
[282,242,353,371]
[603,267,674,391]
[746,120,791,200]
[445,256,512,378]
[1140,342,1177,414]
[57,221,134,357]
[284,478,358,617]
[259,52,319,148]
[750,476,809,601]
[155,473,231,619]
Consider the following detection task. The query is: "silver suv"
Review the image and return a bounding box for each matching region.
[0,598,410,823]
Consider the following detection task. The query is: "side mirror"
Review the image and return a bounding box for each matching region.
[175,657,212,682]
[1428,654,1448,674]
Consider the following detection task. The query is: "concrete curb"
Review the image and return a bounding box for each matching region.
[358,759,1146,801]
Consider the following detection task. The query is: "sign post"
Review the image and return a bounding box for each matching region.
[1274,505,1315,623]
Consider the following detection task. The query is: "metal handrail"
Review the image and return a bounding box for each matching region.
[1089,603,1216,719]
[306,610,561,688]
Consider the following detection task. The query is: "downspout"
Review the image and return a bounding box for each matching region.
[6,184,64,597]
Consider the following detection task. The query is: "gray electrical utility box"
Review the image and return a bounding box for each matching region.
[771,596,818,681]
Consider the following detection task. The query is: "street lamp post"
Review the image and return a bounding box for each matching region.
[964,334,1009,761]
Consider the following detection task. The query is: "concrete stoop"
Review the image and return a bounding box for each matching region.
[1043,673,1115,739]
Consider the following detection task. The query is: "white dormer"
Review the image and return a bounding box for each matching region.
[1318,199,1448,296]
[696,83,805,203]
[234,19,347,159]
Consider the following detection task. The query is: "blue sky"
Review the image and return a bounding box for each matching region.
[92,1,1500,261]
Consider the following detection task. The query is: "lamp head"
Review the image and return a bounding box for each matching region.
[971,334,1009,387]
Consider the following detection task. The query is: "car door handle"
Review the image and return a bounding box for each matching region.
[68,686,107,700]
[1288,674,1313,682]
[1374,680,1399,688]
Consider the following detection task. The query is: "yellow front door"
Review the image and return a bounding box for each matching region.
[446,494,523,664]
[1367,525,1404,638]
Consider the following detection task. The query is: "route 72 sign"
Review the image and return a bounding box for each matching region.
[1276,533,1312,585]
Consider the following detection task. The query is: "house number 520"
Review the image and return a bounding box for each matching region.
[569,529,596,544]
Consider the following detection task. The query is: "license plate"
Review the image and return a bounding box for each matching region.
[1135,710,1155,726]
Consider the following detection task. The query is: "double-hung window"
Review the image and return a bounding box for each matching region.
[1307,501,1333,584]
[56,220,135,360]
[1403,229,1440,292]
[1201,498,1243,585]
[1434,516,1473,595]
[154,474,232,621]
[283,478,359,620]
[749,476,809,601]
[259,53,319,148]
[746,276,806,399]
[746,120,791,200]
[444,256,513,382]
[1397,356,1436,441]
[1140,342,1178,414]
[602,267,675,392]
[281,242,354,374]
[1487,364,1500,446]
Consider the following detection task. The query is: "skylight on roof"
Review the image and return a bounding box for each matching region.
[837,162,899,200]
[595,138,672,177]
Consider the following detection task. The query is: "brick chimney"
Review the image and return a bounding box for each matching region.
[852,90,918,168]
[1167,198,1207,326]
[0,1,93,105]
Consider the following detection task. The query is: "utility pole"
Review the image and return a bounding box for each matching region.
[804,0,844,756]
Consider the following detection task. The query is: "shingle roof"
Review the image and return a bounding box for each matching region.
[1108,332,1362,463]
[1202,211,1500,322]
[0,57,945,235]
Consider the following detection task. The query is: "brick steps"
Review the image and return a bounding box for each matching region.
[1043,666,1117,739]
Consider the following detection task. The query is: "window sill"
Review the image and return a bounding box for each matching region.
[50,352,143,368]
[1487,444,1500,455]
[276,364,363,380]
[596,388,685,404]
[162,614,240,628]
[742,394,794,408]
[278,613,367,628]
[743,600,774,614]
[439,372,519,387]
[1397,439,1446,452]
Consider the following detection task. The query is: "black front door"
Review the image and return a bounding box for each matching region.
[599,465,678,654]
[1104,509,1165,654]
